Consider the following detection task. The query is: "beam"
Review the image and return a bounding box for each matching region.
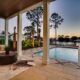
[42,0,49,65]
[17,13,22,60]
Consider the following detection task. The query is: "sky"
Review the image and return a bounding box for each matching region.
[49,0,80,38]
[0,0,80,38]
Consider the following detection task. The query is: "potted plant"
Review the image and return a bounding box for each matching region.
[5,46,10,55]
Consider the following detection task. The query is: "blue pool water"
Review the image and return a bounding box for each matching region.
[36,48,78,62]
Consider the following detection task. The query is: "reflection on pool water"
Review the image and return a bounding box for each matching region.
[36,48,78,63]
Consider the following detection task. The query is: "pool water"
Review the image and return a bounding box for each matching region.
[36,48,78,62]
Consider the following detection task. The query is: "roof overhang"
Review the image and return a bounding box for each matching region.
[0,0,55,18]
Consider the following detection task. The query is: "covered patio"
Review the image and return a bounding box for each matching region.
[0,0,52,65]
[0,0,80,80]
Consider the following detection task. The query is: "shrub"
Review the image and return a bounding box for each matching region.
[22,39,43,49]
[5,46,10,55]
[8,40,13,50]
[22,40,32,49]
[34,41,38,47]
[0,39,5,45]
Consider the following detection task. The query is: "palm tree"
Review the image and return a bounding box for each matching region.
[50,13,64,45]
[37,28,41,46]
[24,26,32,39]
[31,22,35,47]
[24,22,36,47]
[26,6,43,46]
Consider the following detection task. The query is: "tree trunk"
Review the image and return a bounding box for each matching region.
[55,27,57,45]
[38,32,40,46]
[13,29,16,50]
[32,32,34,48]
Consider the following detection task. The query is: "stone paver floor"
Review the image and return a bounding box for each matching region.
[0,46,80,80]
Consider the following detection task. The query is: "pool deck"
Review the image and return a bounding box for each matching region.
[10,58,80,80]
[0,46,80,80]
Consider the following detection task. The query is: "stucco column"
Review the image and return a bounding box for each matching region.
[42,0,49,65]
[17,13,22,60]
[5,19,8,46]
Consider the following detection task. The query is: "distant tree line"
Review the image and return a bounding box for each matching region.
[50,35,80,45]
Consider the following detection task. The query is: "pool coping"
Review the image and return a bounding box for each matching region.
[34,45,78,54]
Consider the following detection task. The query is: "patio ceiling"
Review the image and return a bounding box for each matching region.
[0,0,43,18]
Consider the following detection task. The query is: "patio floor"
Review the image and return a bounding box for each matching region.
[0,46,80,80]
[10,59,80,80]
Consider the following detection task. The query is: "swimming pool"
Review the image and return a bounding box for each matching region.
[36,48,78,63]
